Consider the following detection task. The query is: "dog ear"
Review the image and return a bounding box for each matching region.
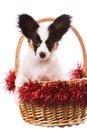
[18,14,39,38]
[48,14,71,41]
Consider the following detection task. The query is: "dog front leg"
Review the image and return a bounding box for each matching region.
[15,73,28,89]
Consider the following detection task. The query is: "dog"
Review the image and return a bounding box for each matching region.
[15,14,71,88]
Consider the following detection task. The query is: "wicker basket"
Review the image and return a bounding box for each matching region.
[15,18,87,127]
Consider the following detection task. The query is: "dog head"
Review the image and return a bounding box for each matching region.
[18,14,71,61]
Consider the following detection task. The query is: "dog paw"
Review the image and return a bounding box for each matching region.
[15,73,28,89]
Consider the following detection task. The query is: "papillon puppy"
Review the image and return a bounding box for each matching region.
[15,14,71,88]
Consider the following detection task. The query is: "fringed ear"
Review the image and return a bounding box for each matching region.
[18,14,39,38]
[48,14,71,41]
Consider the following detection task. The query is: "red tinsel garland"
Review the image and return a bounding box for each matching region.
[5,70,16,92]
[70,63,83,79]
[18,80,87,107]
[4,64,87,107]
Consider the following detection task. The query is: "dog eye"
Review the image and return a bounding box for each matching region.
[46,41,52,48]
[55,41,58,46]
[34,41,41,47]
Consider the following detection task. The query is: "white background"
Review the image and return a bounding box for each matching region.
[0,0,87,129]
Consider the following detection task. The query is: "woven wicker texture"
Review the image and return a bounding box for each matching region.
[19,103,87,127]
[15,18,87,127]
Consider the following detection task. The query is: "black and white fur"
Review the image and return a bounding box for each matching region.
[15,14,71,88]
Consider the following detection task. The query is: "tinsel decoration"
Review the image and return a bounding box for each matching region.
[70,63,83,79]
[18,80,87,107]
[5,70,16,92]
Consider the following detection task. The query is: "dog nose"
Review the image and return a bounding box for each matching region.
[39,52,46,58]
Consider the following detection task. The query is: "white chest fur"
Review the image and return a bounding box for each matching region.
[19,49,62,82]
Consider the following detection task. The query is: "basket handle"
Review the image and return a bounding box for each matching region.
[15,17,87,77]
